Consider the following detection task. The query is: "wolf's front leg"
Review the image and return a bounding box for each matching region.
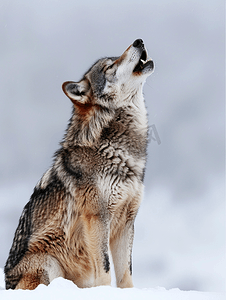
[110,221,134,288]
[81,212,111,287]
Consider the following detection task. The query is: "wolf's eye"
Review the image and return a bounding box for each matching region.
[105,64,114,72]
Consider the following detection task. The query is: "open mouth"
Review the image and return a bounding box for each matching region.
[133,49,154,73]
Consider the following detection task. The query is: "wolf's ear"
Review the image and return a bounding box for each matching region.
[62,80,90,104]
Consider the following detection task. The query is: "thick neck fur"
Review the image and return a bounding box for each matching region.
[61,91,148,149]
[61,105,115,148]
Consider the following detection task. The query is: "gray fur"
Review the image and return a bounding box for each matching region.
[5,39,154,289]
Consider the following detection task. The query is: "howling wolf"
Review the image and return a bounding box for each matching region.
[5,39,154,290]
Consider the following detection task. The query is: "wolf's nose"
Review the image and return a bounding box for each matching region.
[133,39,144,48]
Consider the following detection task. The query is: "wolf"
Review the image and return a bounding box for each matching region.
[4,39,154,290]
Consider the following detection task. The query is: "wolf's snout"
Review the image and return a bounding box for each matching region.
[133,39,144,48]
[149,60,154,70]
[131,39,154,74]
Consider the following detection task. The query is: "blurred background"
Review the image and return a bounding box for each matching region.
[0,0,225,292]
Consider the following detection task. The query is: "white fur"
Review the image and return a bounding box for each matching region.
[46,255,64,282]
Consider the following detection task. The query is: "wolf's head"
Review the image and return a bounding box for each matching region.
[62,39,154,146]
[62,39,154,109]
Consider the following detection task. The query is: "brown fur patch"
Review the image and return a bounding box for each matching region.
[114,45,131,66]
[16,274,41,290]
[75,102,100,122]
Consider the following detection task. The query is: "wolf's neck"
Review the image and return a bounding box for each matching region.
[62,106,115,148]
[62,90,148,149]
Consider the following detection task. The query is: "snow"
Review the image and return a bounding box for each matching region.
[0,269,224,300]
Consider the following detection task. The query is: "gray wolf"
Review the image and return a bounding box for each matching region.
[4,39,154,290]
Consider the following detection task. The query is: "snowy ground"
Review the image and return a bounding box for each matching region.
[0,269,224,300]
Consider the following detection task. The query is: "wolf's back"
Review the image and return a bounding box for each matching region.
[4,201,33,289]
